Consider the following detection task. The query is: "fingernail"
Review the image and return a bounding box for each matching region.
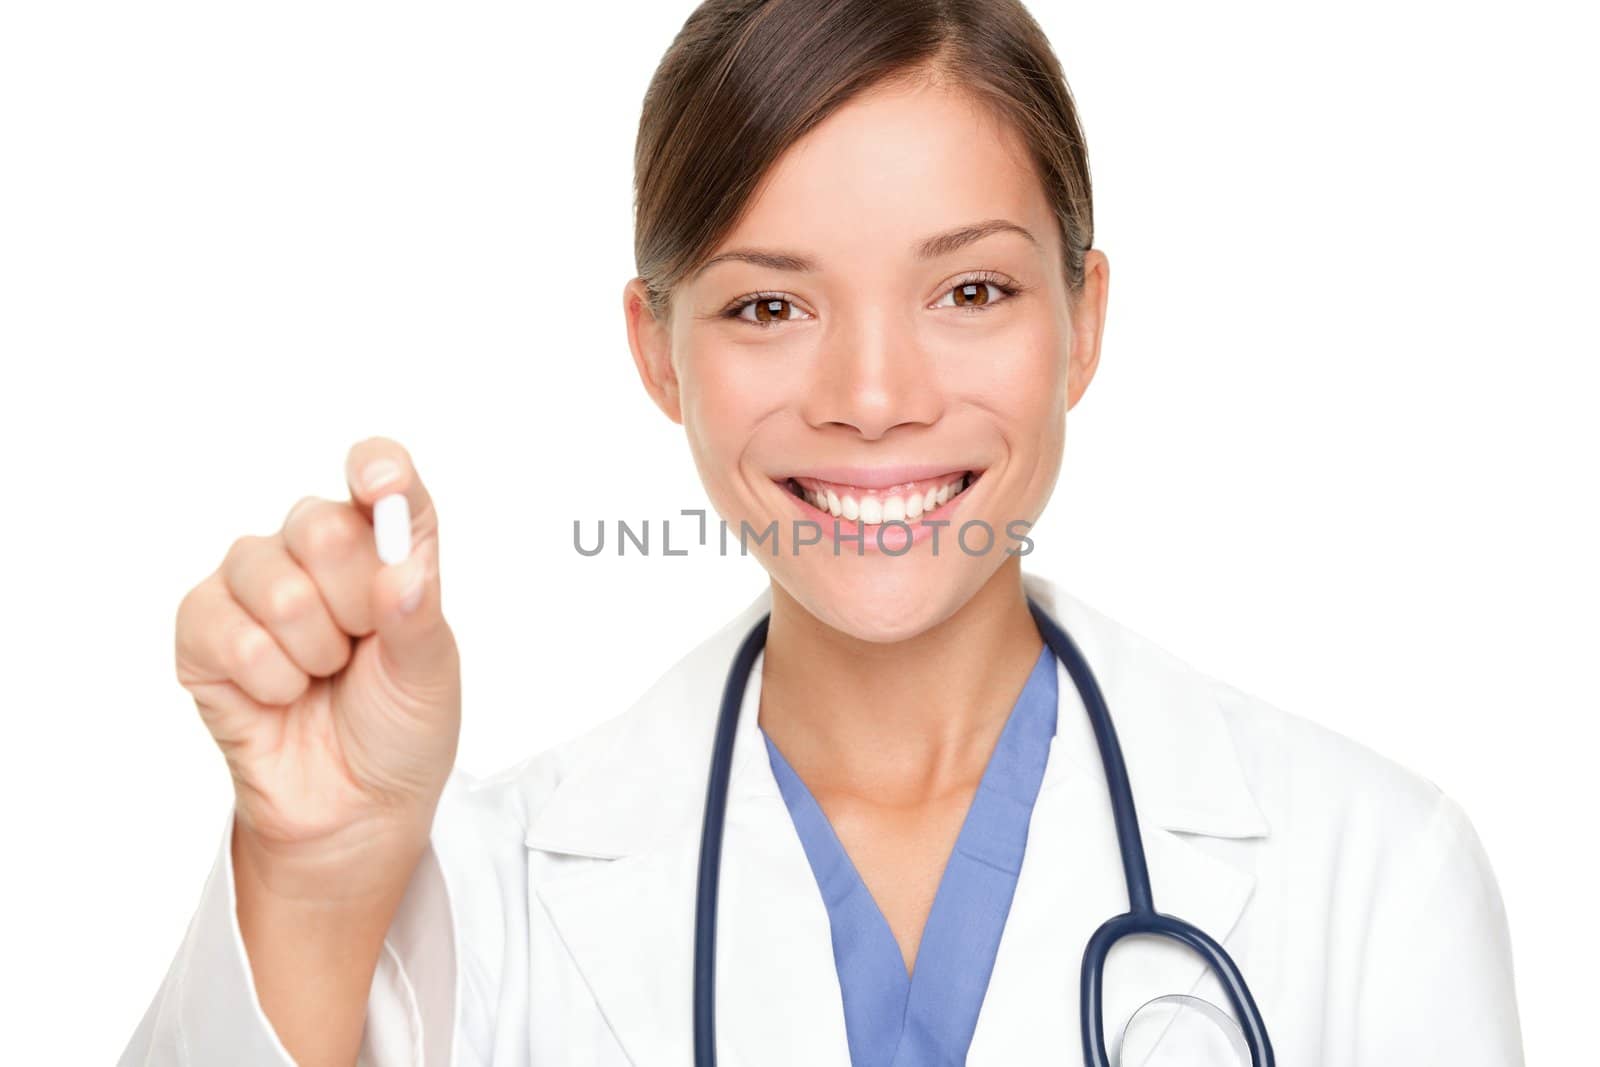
[398,558,425,614]
[362,459,401,494]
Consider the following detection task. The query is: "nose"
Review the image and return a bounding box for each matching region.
[799,313,944,440]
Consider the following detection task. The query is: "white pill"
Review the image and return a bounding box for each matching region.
[373,492,412,564]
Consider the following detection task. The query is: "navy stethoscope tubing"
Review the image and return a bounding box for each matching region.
[693,597,1276,1066]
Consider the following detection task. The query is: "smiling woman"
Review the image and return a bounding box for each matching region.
[118,2,1523,1066]
[627,61,1097,627]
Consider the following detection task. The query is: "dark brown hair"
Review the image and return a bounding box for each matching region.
[632,0,1093,322]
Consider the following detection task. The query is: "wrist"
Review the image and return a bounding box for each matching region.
[232,810,432,904]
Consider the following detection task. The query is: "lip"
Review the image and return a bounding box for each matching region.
[780,464,977,490]
[771,468,985,554]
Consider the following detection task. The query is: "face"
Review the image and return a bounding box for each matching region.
[625,73,1109,643]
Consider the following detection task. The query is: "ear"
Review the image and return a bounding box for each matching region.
[623,277,683,425]
[1066,249,1110,412]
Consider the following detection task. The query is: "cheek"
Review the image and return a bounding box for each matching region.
[952,328,1068,428]
[678,349,782,482]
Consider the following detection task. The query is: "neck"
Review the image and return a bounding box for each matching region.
[757,557,1046,804]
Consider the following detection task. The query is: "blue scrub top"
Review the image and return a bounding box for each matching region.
[760,643,1059,1066]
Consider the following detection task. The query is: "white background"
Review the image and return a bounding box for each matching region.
[2,1,1593,1061]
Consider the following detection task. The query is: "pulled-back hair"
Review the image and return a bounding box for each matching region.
[633,0,1094,321]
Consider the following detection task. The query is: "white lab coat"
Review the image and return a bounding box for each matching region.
[118,571,1525,1065]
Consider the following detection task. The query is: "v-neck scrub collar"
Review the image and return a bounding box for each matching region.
[760,644,1060,1066]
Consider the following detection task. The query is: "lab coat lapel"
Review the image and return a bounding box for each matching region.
[965,711,1261,1064]
[524,595,852,1065]
[968,578,1269,1065]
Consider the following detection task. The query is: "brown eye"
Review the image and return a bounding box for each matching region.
[754,297,794,322]
[728,293,811,328]
[936,275,1021,312]
[952,281,991,308]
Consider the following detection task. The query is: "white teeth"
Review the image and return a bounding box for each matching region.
[794,473,974,524]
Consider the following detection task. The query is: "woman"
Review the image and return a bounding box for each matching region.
[118,1,1523,1064]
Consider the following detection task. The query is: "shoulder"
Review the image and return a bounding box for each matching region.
[1046,578,1462,858]
[1187,649,1519,1054]
[1197,667,1497,906]
[1049,577,1470,873]
[1060,587,1514,978]
[1209,674,1449,837]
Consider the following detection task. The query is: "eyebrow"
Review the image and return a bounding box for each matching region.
[690,218,1039,281]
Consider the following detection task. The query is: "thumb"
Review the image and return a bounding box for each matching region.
[372,534,454,692]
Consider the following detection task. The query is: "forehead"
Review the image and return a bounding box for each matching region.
[714,76,1053,265]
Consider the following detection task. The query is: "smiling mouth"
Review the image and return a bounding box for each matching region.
[778,469,981,524]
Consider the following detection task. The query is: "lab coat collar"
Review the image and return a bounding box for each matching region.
[523,570,1270,859]
[520,571,1272,1064]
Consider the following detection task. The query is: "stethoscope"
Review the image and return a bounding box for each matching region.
[692,596,1277,1066]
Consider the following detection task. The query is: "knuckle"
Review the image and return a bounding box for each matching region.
[283,494,322,530]
[263,574,319,625]
[173,589,202,668]
[175,574,221,658]
[228,622,274,676]
[223,533,260,564]
[300,505,361,560]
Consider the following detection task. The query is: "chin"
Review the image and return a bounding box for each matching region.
[775,553,992,645]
